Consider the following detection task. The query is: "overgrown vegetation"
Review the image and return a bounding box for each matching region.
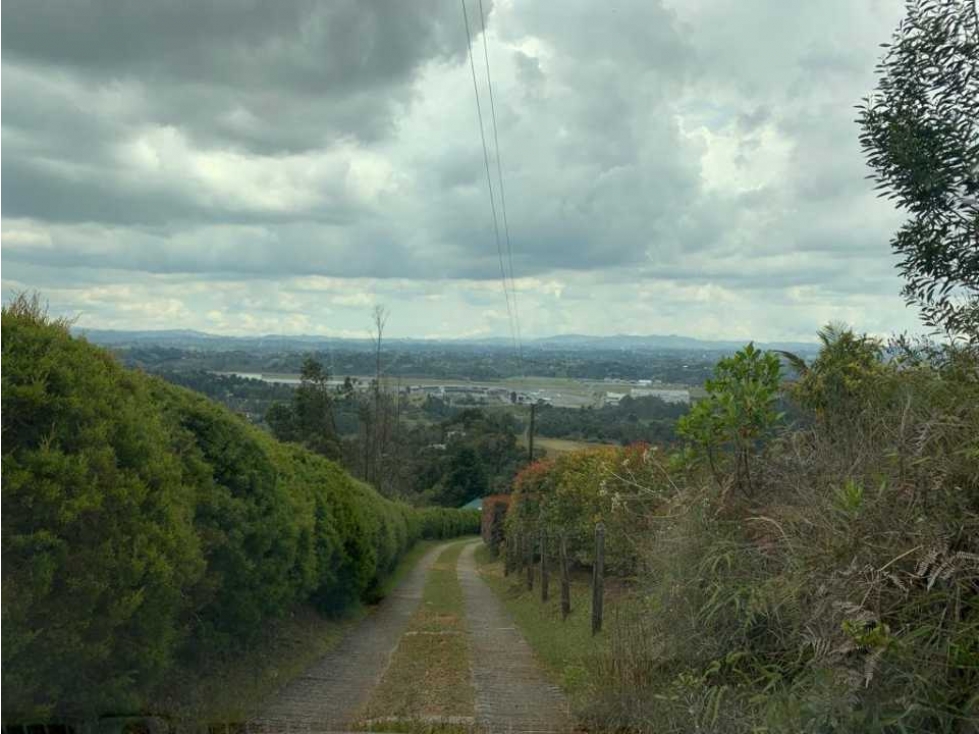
[499,331,979,732]
[1,296,479,718]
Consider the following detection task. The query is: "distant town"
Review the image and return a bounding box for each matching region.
[226,372,694,409]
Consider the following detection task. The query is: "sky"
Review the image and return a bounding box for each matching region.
[1,0,924,341]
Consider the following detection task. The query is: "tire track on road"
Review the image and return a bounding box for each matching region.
[252,542,448,731]
[458,541,574,733]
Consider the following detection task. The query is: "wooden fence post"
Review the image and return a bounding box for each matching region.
[592,522,605,635]
[526,531,535,591]
[540,529,549,602]
[560,532,571,621]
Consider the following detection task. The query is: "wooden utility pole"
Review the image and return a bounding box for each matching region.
[560,533,571,620]
[592,522,605,635]
[528,402,536,461]
[540,529,549,602]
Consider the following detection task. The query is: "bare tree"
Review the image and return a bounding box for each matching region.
[369,305,389,489]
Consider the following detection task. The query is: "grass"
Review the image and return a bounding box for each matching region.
[472,544,616,706]
[532,436,616,455]
[150,540,441,724]
[359,541,476,725]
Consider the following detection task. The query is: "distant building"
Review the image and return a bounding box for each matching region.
[605,391,627,405]
[630,388,691,404]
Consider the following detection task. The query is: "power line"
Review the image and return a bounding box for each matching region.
[461,0,519,358]
[477,0,523,364]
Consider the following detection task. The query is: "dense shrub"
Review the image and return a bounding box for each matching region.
[417,506,481,540]
[505,443,670,575]
[1,299,478,717]
[521,335,979,732]
[2,301,204,715]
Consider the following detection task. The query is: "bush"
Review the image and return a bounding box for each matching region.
[1,298,478,717]
[2,299,204,716]
[678,342,782,496]
[494,336,978,731]
[505,443,672,575]
[570,335,979,732]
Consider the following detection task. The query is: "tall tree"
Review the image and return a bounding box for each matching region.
[439,445,489,507]
[266,357,341,459]
[858,0,979,342]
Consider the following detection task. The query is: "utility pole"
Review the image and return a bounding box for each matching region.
[528,402,536,462]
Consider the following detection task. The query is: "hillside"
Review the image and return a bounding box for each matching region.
[0,298,478,718]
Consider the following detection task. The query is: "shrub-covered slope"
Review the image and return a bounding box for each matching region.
[503,333,979,732]
[1,303,478,717]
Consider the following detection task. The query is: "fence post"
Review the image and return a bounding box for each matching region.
[560,532,571,621]
[526,530,535,591]
[540,529,549,602]
[592,522,605,635]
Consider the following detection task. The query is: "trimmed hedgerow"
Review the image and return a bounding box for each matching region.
[1,299,479,717]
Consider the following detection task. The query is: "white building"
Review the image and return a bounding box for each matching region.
[630,388,690,404]
[605,391,628,405]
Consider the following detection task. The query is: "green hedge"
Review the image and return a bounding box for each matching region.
[1,305,479,717]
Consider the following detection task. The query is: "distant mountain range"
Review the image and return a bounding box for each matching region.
[528,333,819,352]
[74,327,819,354]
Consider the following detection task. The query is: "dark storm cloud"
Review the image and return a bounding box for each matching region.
[1,0,480,227]
[2,0,471,151]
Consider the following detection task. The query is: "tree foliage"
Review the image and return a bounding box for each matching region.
[535,395,687,445]
[677,343,783,495]
[265,357,341,459]
[858,0,979,341]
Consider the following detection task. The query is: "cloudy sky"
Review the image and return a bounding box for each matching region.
[2,0,923,341]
